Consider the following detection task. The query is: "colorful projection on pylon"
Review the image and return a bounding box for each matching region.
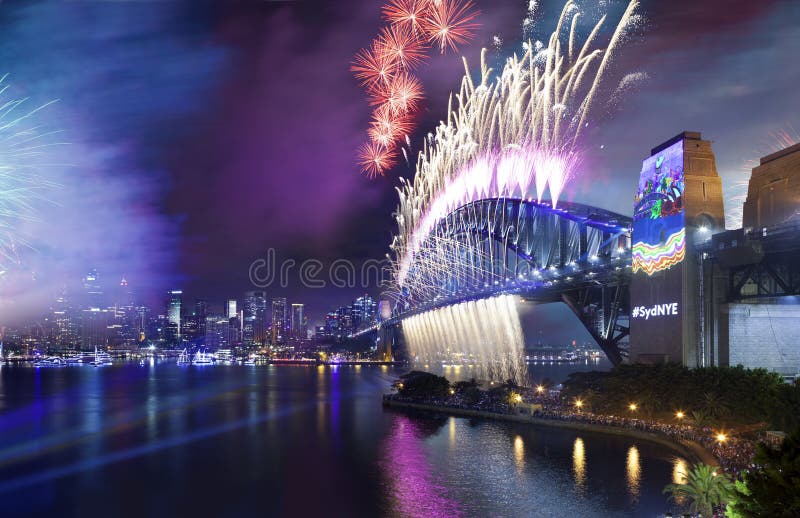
[632,228,686,275]
[631,140,686,276]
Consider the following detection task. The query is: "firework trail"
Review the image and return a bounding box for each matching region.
[0,75,60,276]
[392,0,641,288]
[352,0,481,177]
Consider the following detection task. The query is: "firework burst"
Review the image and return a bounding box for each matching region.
[382,0,429,33]
[358,141,398,179]
[0,75,61,275]
[392,0,642,287]
[423,0,480,54]
[352,0,481,177]
[350,43,398,90]
[376,24,428,70]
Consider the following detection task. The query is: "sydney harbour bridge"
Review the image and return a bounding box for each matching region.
[362,197,634,367]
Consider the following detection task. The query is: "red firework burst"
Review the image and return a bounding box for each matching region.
[386,73,424,115]
[423,0,479,54]
[368,104,413,147]
[365,72,424,115]
[350,41,398,89]
[376,24,428,70]
[358,141,397,178]
[382,0,431,33]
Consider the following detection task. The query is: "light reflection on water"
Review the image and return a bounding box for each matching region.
[627,445,641,501]
[0,363,684,517]
[573,436,586,493]
[514,434,525,472]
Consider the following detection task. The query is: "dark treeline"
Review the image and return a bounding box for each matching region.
[561,363,800,430]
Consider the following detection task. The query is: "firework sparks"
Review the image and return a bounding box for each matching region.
[385,73,424,115]
[350,42,397,90]
[423,0,480,54]
[358,141,398,179]
[377,24,428,70]
[352,0,481,177]
[383,0,429,33]
[0,75,60,274]
[392,0,642,287]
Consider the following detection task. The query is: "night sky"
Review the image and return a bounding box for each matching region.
[0,0,798,333]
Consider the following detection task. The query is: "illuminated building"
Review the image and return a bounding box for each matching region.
[195,299,208,339]
[83,268,104,309]
[80,308,112,349]
[205,314,230,350]
[629,132,725,366]
[243,291,267,346]
[290,303,305,340]
[167,290,183,343]
[271,297,287,345]
[226,299,238,319]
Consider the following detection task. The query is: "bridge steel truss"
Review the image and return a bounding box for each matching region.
[397,198,634,365]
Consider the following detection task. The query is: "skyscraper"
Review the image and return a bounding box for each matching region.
[290,303,305,340]
[195,299,208,340]
[167,290,183,343]
[227,299,238,319]
[83,268,104,309]
[271,297,287,345]
[243,291,267,346]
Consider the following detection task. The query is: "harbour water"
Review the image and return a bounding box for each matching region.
[0,361,684,517]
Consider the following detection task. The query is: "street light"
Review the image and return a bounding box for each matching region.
[536,385,545,394]
[716,432,727,443]
[574,399,583,409]
[675,411,685,420]
[628,403,638,412]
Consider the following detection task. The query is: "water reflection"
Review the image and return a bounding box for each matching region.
[672,457,688,506]
[573,437,586,492]
[626,445,641,501]
[381,415,459,517]
[514,435,525,472]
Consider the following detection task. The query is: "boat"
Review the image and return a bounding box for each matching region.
[192,349,215,366]
[177,348,191,365]
[65,354,84,364]
[89,346,113,367]
[563,352,578,362]
[34,356,66,367]
[243,358,256,366]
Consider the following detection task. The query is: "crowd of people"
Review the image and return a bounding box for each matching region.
[532,405,757,474]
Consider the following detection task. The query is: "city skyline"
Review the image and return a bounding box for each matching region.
[0,0,797,326]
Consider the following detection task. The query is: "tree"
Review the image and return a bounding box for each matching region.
[726,428,800,517]
[663,463,733,517]
[691,410,712,428]
[397,371,450,399]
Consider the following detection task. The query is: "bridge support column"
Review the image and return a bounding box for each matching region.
[561,281,630,366]
[378,325,394,362]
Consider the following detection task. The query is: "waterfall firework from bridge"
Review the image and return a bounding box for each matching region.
[388,1,642,382]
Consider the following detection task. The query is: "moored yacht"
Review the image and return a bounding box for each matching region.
[192,349,215,366]
[177,348,191,365]
[89,346,113,367]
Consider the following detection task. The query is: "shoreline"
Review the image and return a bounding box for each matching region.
[383,398,718,467]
